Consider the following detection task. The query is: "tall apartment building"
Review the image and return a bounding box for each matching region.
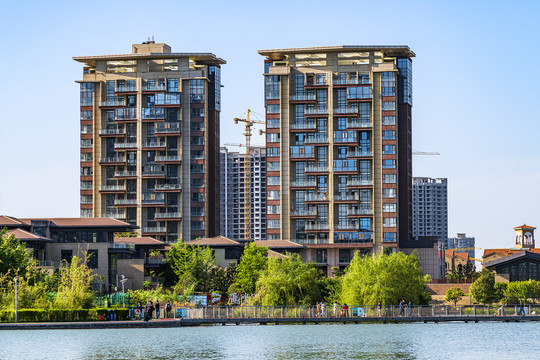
[220,147,267,240]
[74,41,225,242]
[447,233,475,259]
[258,46,414,271]
[412,177,448,241]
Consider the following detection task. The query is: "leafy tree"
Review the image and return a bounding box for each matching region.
[469,269,497,304]
[340,251,431,305]
[494,282,508,303]
[209,263,237,295]
[254,254,321,305]
[235,242,268,293]
[445,287,465,305]
[55,254,96,309]
[167,242,215,292]
[0,228,32,279]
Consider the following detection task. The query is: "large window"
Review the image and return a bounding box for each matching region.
[383,203,397,212]
[381,72,396,96]
[382,101,396,111]
[267,161,280,171]
[383,174,396,183]
[265,75,280,100]
[80,83,94,106]
[383,188,396,198]
[382,130,395,140]
[190,79,205,103]
[87,250,98,269]
[268,219,281,229]
[268,176,280,185]
[382,159,396,169]
[383,218,397,227]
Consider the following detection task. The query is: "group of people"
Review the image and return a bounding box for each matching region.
[315,301,327,317]
[134,300,173,321]
[398,299,413,317]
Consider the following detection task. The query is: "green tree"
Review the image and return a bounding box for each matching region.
[167,242,215,292]
[209,263,237,295]
[469,269,497,304]
[235,242,268,293]
[340,251,431,306]
[0,228,32,279]
[445,287,465,305]
[494,282,508,303]
[55,254,96,309]
[254,254,321,305]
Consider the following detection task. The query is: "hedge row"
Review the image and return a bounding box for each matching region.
[0,308,130,322]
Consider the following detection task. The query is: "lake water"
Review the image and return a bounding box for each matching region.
[1,322,539,359]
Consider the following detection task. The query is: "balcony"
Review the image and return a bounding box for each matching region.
[347,87,372,100]
[290,94,316,102]
[347,179,373,187]
[114,170,137,179]
[347,208,373,216]
[305,223,330,231]
[334,223,359,231]
[114,108,137,121]
[115,85,137,93]
[333,131,357,144]
[333,78,360,86]
[155,184,182,192]
[333,160,358,173]
[295,239,329,245]
[305,135,328,144]
[290,122,316,132]
[333,107,358,115]
[142,167,166,178]
[142,141,166,150]
[155,155,182,164]
[290,151,315,160]
[109,243,135,251]
[304,108,328,116]
[155,93,181,106]
[305,165,328,173]
[142,107,166,121]
[99,156,125,165]
[155,122,181,135]
[142,193,165,206]
[305,194,330,202]
[99,128,126,136]
[100,210,126,219]
[114,142,137,150]
[154,212,182,220]
[347,120,372,129]
[99,185,126,192]
[114,198,137,206]
[290,180,316,188]
[142,84,166,92]
[290,209,316,217]
[334,193,359,202]
[347,149,372,158]
[100,99,125,108]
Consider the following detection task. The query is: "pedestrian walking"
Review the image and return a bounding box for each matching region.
[399,300,404,316]
[333,302,338,317]
[321,301,326,317]
[316,302,321,317]
[165,301,172,318]
[377,301,382,317]
[155,300,161,319]
[408,300,412,317]
[342,303,349,317]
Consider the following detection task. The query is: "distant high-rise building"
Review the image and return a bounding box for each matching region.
[258,45,414,272]
[447,233,475,259]
[412,177,448,241]
[74,41,225,241]
[220,147,267,240]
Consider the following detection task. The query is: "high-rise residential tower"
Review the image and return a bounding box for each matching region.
[412,177,448,241]
[258,46,414,271]
[220,147,267,240]
[74,41,225,242]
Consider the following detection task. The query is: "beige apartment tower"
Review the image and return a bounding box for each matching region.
[258,46,414,273]
[75,41,225,241]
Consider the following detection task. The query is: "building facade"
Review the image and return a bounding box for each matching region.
[220,147,267,240]
[74,41,225,241]
[412,177,448,242]
[446,233,475,259]
[258,46,414,272]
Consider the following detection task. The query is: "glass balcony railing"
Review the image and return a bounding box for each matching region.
[290,180,316,187]
[114,171,137,177]
[347,149,372,157]
[155,155,181,162]
[347,179,373,186]
[114,108,137,120]
[291,209,316,216]
[115,85,137,92]
[100,128,126,135]
[155,122,181,133]
[109,243,135,250]
[114,142,137,149]
[347,208,373,216]
[305,223,329,231]
[142,168,166,176]
[290,122,316,130]
[114,199,137,205]
[290,94,315,101]
[305,165,328,173]
[100,210,126,219]
[305,135,328,143]
[100,156,125,163]
[100,99,125,107]
[347,120,372,128]
[156,93,181,105]
[333,107,358,114]
[99,185,126,191]
[335,223,359,230]
[143,141,166,148]
[143,84,166,92]
[155,184,182,191]
[304,108,328,115]
[334,160,357,172]
[155,212,182,219]
[334,131,357,143]
[334,193,359,201]
[142,193,165,205]
[306,194,329,202]
[142,107,165,119]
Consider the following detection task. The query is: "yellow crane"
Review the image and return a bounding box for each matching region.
[231,109,265,240]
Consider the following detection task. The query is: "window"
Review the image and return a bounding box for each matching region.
[191,108,204,117]
[383,218,397,227]
[267,133,280,142]
[268,190,280,200]
[268,176,280,185]
[167,78,178,93]
[267,161,280,171]
[80,83,94,106]
[383,232,397,242]
[87,250,98,269]
[81,209,92,217]
[383,145,395,154]
[382,101,396,111]
[61,250,73,264]
[190,79,205,103]
[268,219,281,229]
[316,73,327,85]
[383,203,396,212]
[383,174,396,183]
[382,116,396,125]
[267,104,280,114]
[382,131,395,140]
[268,205,280,214]
[81,110,93,120]
[382,159,396,169]
[381,72,396,96]
[265,75,280,100]
[267,118,280,128]
[382,188,396,198]
[267,147,280,157]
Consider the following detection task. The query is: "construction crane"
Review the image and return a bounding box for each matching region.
[232,109,265,240]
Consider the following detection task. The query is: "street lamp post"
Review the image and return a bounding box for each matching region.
[14,276,19,323]
[120,275,128,307]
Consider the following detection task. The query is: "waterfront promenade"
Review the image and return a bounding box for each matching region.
[1,305,539,330]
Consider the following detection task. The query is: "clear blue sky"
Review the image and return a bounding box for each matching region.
[1,0,539,252]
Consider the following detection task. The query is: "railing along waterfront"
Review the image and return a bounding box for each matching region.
[126,305,540,321]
